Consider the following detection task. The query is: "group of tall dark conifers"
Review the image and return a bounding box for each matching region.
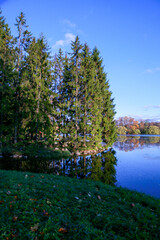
[0,10,117,152]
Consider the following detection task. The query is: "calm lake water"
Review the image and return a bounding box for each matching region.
[1,135,160,198]
[114,135,160,198]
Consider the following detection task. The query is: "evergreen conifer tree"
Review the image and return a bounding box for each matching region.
[58,53,74,150]
[69,36,82,150]
[92,47,117,147]
[0,10,15,145]
[25,35,53,143]
[52,49,65,147]
[14,12,32,143]
[80,43,100,150]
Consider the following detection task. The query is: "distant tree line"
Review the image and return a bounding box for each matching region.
[116,116,160,135]
[0,10,116,154]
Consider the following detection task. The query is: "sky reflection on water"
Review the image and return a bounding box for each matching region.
[114,135,160,198]
[1,135,160,199]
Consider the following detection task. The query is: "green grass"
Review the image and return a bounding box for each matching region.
[0,170,160,239]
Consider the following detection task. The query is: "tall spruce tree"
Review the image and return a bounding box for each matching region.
[59,54,73,150]
[0,10,15,146]
[80,43,102,151]
[14,12,32,143]
[79,43,91,150]
[24,35,53,143]
[92,47,117,147]
[52,49,65,146]
[54,36,83,151]
[69,36,82,150]
[87,47,103,150]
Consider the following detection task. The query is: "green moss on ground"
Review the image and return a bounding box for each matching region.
[0,170,160,239]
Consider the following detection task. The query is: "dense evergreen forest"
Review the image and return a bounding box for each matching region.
[0,11,116,155]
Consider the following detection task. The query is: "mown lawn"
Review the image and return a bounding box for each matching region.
[0,170,160,239]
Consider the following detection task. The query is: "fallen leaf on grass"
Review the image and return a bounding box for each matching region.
[6,191,11,195]
[58,228,68,233]
[12,216,18,222]
[97,214,102,217]
[11,230,19,238]
[0,200,4,204]
[29,199,37,201]
[46,201,52,206]
[150,208,155,212]
[30,223,39,232]
[43,210,49,216]
[14,196,18,200]
[97,195,101,200]
[11,233,19,238]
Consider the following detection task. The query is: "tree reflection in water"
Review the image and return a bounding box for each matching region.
[114,135,160,152]
[0,149,117,186]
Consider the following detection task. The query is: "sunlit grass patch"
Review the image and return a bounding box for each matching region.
[0,170,160,239]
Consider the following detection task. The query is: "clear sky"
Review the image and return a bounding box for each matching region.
[1,0,160,121]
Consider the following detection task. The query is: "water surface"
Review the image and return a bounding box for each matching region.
[1,135,160,198]
[114,135,160,198]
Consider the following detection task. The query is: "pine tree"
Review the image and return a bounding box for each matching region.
[52,49,65,147]
[0,10,15,146]
[24,35,53,143]
[69,36,82,150]
[14,12,32,143]
[80,43,100,150]
[79,44,90,150]
[58,53,73,150]
[87,47,103,150]
[92,47,117,147]
[54,36,83,151]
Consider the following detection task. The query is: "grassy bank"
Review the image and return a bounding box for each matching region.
[0,170,160,239]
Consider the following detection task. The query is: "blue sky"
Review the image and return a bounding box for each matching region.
[1,0,160,121]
